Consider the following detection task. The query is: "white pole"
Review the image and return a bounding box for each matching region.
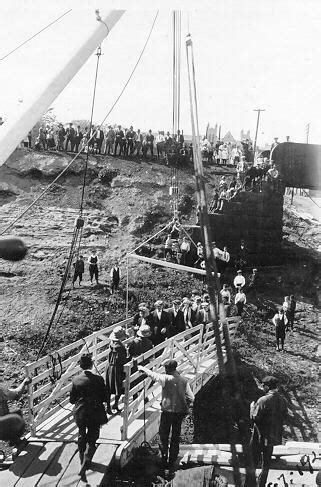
[0,10,125,167]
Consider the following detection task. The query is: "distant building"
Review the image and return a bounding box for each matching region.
[240,129,252,142]
[222,131,236,144]
[206,123,218,143]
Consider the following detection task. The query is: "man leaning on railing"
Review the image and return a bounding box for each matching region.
[138,359,194,478]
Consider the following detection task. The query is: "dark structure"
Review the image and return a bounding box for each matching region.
[272,142,321,190]
[207,190,284,266]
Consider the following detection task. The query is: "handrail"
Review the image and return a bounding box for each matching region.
[25,315,239,438]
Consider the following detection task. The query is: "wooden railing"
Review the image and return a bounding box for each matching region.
[25,318,133,436]
[121,317,239,440]
[24,316,239,440]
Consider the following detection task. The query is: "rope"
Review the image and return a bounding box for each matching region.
[80,46,102,214]
[0,10,72,62]
[0,11,159,236]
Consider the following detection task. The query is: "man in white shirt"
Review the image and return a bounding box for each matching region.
[233,270,246,290]
[235,289,247,316]
[138,359,194,474]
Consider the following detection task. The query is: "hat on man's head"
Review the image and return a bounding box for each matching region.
[173,299,181,305]
[154,300,163,307]
[237,270,242,274]
[182,297,191,305]
[109,325,127,342]
[191,289,198,295]
[162,359,177,372]
[137,324,152,338]
[262,376,279,389]
[253,268,258,272]
[139,306,148,313]
[138,302,147,310]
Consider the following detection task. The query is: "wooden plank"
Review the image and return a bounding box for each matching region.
[38,442,78,486]
[83,443,118,486]
[56,444,81,486]
[0,442,44,485]
[128,253,208,275]
[16,441,63,486]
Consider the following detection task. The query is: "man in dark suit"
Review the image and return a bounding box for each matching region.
[196,302,211,325]
[167,299,185,337]
[114,125,124,156]
[70,354,108,481]
[150,300,170,345]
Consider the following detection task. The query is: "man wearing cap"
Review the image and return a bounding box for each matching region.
[70,354,108,481]
[167,299,185,337]
[150,300,170,346]
[138,359,194,474]
[247,375,287,487]
[233,270,246,291]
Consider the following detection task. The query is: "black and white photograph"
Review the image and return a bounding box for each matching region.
[0,1,320,485]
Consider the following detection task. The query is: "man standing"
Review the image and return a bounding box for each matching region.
[114,125,124,156]
[167,299,185,337]
[138,359,194,475]
[220,283,231,317]
[287,295,296,330]
[73,255,85,287]
[95,126,104,154]
[233,269,246,290]
[150,300,170,345]
[126,126,136,156]
[70,354,108,481]
[110,262,121,294]
[196,301,211,325]
[104,126,115,155]
[272,308,287,351]
[74,126,83,153]
[65,123,75,152]
[248,376,287,487]
[133,129,143,156]
[235,288,247,316]
[128,324,153,358]
[88,250,99,285]
[146,129,155,157]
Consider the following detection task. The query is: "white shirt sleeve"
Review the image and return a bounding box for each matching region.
[186,382,195,403]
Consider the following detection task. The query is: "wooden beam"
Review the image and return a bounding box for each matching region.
[128,253,220,277]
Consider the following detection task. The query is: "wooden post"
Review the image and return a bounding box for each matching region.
[196,324,204,371]
[126,257,129,320]
[25,365,36,436]
[92,336,98,363]
[121,363,131,441]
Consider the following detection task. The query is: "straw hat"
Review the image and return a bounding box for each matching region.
[137,324,152,338]
[109,325,127,341]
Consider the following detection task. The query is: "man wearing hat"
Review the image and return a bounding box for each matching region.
[105,326,128,414]
[150,300,170,346]
[138,359,194,474]
[128,324,153,358]
[181,297,195,329]
[247,375,287,487]
[233,270,246,290]
[132,303,151,332]
[70,353,108,481]
[167,299,185,337]
[196,301,211,325]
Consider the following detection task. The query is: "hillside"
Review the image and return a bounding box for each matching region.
[0,148,319,458]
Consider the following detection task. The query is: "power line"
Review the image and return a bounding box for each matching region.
[0,11,159,236]
[0,10,72,62]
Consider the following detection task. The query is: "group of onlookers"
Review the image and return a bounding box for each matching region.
[28,122,193,162]
[72,251,121,294]
[200,138,253,166]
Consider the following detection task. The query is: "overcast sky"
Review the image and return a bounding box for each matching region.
[1,0,320,145]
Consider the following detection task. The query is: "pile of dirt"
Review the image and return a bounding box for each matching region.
[0,149,319,456]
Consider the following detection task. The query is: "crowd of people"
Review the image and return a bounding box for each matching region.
[23,122,193,164]
[200,137,254,166]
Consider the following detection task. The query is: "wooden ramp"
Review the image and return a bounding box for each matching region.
[0,318,240,485]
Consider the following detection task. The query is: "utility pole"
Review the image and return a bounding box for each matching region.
[306,123,310,144]
[253,109,265,160]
